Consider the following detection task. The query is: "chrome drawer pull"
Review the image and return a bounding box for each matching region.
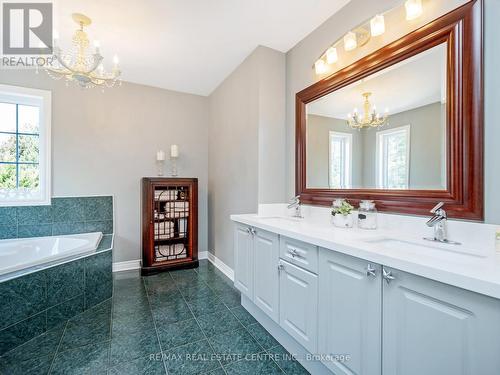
[366,264,377,277]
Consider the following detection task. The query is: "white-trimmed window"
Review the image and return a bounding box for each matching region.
[376,125,410,189]
[0,85,51,206]
[329,131,352,189]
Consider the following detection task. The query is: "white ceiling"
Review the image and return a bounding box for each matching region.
[308,43,447,119]
[53,0,351,96]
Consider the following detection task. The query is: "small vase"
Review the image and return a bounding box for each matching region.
[332,213,354,228]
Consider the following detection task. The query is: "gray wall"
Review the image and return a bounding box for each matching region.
[208,46,286,268]
[484,0,500,224]
[286,0,499,224]
[0,70,209,263]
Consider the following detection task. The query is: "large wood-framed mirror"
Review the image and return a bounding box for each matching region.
[296,0,483,220]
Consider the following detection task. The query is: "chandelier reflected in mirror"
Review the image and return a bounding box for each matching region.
[47,13,121,89]
[347,92,389,129]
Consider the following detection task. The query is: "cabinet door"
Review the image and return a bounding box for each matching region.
[318,249,382,375]
[279,260,318,353]
[253,229,280,323]
[383,268,500,375]
[233,224,253,299]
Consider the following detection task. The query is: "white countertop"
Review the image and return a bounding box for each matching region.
[231,206,500,299]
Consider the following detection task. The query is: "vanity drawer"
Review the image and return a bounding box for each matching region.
[279,236,318,273]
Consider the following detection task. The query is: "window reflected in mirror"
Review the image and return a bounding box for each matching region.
[306,43,447,190]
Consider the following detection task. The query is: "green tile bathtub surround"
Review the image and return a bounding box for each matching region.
[52,222,86,235]
[208,327,263,365]
[97,234,113,251]
[268,345,309,375]
[197,308,244,338]
[0,271,47,329]
[85,219,113,234]
[0,224,17,239]
[84,251,113,309]
[0,324,65,375]
[16,205,53,225]
[0,312,46,355]
[47,294,85,330]
[52,197,86,223]
[0,323,64,363]
[248,323,280,350]
[230,306,257,327]
[0,207,17,225]
[1,260,308,375]
[0,234,112,354]
[163,339,220,375]
[0,195,113,239]
[58,300,112,352]
[156,318,204,351]
[17,223,52,238]
[224,353,283,375]
[50,340,110,375]
[84,196,113,221]
[108,353,166,375]
[109,329,160,367]
[45,259,85,306]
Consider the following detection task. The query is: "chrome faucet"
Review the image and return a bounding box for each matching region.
[424,202,460,245]
[287,195,303,218]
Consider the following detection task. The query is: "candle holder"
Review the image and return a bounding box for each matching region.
[156,160,165,176]
[170,157,178,177]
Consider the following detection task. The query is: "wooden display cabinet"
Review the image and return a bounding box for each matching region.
[141,177,198,275]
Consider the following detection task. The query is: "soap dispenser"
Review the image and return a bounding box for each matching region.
[358,200,377,230]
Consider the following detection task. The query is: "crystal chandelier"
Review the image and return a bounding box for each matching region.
[47,13,121,89]
[347,92,388,129]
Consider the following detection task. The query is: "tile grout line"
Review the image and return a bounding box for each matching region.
[173,269,228,375]
[46,320,69,375]
[143,276,170,375]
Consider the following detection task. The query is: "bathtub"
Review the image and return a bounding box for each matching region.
[0,232,103,277]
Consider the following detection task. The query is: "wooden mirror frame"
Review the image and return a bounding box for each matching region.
[296,0,483,220]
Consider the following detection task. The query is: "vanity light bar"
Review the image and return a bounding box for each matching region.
[313,0,424,75]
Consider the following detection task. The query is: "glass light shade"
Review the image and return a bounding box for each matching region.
[405,0,423,20]
[370,15,385,36]
[343,31,357,51]
[326,47,338,64]
[314,59,327,75]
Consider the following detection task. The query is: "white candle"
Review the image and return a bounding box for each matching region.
[156,150,165,161]
[170,144,179,158]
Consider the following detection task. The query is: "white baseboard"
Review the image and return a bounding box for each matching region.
[113,252,209,272]
[113,259,141,272]
[207,251,234,281]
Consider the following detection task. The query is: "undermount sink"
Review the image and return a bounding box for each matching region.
[363,237,486,259]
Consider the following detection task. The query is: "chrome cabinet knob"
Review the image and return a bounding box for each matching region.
[278,264,285,272]
[250,228,256,235]
[290,248,298,257]
[366,264,377,277]
[383,268,395,284]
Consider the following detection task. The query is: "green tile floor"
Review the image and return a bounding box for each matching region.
[0,260,309,374]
